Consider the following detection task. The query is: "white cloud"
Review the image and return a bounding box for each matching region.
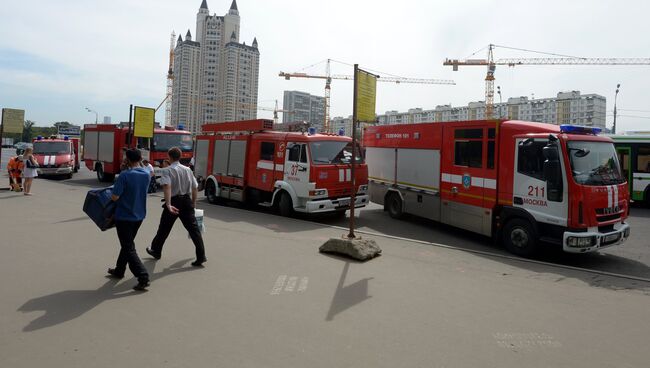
[1,0,649,130]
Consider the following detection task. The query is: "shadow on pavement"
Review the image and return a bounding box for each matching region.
[209,201,650,293]
[323,254,373,322]
[18,258,197,332]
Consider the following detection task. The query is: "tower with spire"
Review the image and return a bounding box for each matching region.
[170,0,260,131]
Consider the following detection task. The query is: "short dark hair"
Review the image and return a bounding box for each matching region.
[168,147,181,161]
[125,148,142,163]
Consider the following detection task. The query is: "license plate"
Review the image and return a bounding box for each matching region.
[603,233,620,243]
[337,199,350,208]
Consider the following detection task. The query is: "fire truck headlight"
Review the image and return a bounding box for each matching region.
[567,236,596,248]
[309,189,327,197]
[358,185,368,193]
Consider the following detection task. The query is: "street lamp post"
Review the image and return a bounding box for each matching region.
[612,84,620,134]
[497,86,502,118]
[85,107,98,124]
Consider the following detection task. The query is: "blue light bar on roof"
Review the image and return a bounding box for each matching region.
[63,136,69,140]
[560,124,602,135]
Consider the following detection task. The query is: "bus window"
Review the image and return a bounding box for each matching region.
[637,147,650,173]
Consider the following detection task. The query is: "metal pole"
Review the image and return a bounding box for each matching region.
[0,109,4,172]
[613,84,620,134]
[348,64,359,239]
[94,111,98,124]
[128,104,133,149]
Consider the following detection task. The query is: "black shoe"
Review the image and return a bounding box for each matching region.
[133,280,150,291]
[146,247,161,260]
[106,268,124,279]
[191,258,207,267]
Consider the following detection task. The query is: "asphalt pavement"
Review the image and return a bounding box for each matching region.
[0,166,649,367]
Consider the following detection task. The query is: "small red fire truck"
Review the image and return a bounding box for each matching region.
[32,135,80,178]
[193,119,369,216]
[84,124,193,182]
[363,120,630,256]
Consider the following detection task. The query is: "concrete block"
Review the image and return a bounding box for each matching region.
[319,237,382,261]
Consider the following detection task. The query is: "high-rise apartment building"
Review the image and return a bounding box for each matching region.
[376,91,607,129]
[170,31,201,134]
[282,91,326,130]
[171,0,260,133]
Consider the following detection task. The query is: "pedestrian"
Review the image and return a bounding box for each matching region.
[161,159,170,168]
[147,147,206,267]
[142,159,156,193]
[7,155,24,191]
[21,147,38,195]
[107,148,151,291]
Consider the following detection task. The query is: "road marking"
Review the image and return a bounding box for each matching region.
[494,332,562,350]
[271,275,308,295]
[297,277,309,292]
[270,275,287,295]
[285,276,298,292]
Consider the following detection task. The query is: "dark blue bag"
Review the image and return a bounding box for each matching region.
[83,187,116,231]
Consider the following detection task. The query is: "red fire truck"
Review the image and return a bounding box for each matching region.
[32,135,80,178]
[83,124,193,182]
[363,120,630,256]
[193,119,369,216]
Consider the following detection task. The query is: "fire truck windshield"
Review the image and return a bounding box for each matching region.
[33,142,71,154]
[152,133,193,152]
[309,141,363,165]
[568,141,624,185]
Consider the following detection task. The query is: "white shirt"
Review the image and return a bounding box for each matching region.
[143,163,154,176]
[159,161,198,196]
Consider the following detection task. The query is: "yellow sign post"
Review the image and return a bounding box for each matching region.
[133,106,155,138]
[355,68,378,123]
[1,108,25,134]
[347,65,379,239]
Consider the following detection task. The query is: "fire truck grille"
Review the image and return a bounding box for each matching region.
[595,207,622,222]
[329,187,352,198]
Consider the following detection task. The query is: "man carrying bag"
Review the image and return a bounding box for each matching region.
[107,149,151,291]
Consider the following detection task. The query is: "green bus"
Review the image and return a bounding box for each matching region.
[611,133,650,204]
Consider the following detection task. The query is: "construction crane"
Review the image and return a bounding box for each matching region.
[156,31,176,126]
[444,44,650,119]
[257,100,294,124]
[280,59,456,133]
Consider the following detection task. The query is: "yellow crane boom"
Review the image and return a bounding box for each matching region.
[280,59,455,132]
[444,44,650,119]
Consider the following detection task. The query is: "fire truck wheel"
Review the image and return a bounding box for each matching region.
[386,192,404,219]
[503,218,538,257]
[96,164,114,182]
[278,191,294,217]
[205,181,219,204]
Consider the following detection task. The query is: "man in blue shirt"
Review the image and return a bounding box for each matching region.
[107,149,151,291]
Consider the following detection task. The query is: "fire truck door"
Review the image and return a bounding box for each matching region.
[513,138,568,226]
[284,142,310,198]
[440,127,490,236]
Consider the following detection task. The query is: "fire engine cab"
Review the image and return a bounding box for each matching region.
[193,119,369,216]
[32,135,80,178]
[83,124,193,182]
[363,120,630,256]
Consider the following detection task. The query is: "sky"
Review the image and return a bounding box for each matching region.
[1,0,650,132]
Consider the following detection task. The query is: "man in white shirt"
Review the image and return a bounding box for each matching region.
[146,147,206,266]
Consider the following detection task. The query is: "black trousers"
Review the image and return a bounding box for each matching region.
[150,195,206,260]
[115,220,149,281]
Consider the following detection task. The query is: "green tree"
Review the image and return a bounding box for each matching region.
[22,120,35,142]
